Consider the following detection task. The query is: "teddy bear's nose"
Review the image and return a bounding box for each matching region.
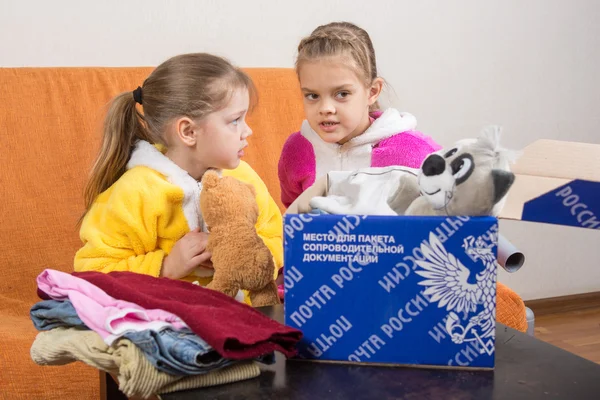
[422,154,446,176]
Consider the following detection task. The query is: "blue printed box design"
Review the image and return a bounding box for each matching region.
[283,214,499,369]
[522,179,600,230]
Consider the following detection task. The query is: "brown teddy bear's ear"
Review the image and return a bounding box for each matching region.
[201,170,220,189]
[246,182,256,197]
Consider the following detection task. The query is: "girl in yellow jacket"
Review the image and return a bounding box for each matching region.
[74,53,282,305]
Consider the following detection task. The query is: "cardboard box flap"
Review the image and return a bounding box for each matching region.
[500,139,600,230]
[511,139,600,182]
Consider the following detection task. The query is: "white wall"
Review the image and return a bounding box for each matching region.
[2,0,599,300]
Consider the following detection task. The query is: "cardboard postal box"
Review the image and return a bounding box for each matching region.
[283,214,500,369]
[282,138,599,370]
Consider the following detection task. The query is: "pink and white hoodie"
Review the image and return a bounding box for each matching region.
[37,269,188,345]
[278,108,442,208]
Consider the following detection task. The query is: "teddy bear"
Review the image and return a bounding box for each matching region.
[199,170,280,307]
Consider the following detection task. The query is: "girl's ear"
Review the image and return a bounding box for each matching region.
[174,116,198,147]
[367,77,384,106]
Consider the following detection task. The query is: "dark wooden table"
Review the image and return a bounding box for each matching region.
[102,305,600,400]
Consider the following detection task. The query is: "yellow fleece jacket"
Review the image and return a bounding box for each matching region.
[74,141,283,304]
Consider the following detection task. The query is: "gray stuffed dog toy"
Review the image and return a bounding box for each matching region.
[309,126,518,218]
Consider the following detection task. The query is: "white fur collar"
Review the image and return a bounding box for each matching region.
[300,108,418,179]
[127,140,205,233]
[347,108,417,147]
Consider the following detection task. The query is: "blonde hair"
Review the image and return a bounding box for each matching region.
[296,21,381,111]
[83,53,256,215]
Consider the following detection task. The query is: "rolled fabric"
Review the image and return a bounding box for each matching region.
[497,234,525,273]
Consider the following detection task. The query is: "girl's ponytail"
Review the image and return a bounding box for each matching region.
[82,91,147,215]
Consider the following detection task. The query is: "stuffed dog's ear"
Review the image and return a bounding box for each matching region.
[491,169,515,204]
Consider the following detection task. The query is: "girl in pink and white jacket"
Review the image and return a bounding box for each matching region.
[278,22,442,209]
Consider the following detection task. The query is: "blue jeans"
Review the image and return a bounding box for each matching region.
[30,299,274,375]
[30,299,86,330]
[123,328,236,375]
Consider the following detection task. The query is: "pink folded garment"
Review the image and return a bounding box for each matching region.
[36,269,187,344]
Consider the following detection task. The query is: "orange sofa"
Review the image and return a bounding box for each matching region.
[0,67,527,399]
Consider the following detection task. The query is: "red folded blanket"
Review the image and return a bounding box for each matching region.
[38,271,302,360]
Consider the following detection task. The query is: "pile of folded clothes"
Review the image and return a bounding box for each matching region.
[29,269,302,399]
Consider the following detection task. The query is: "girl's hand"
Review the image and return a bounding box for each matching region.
[161,228,212,279]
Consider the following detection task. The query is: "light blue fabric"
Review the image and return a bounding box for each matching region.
[30,300,86,330]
